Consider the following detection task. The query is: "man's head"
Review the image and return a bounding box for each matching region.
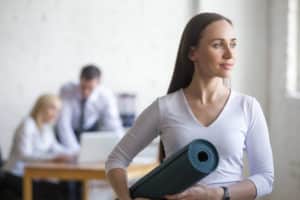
[79,64,101,99]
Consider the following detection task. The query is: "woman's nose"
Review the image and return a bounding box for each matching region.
[223,46,233,59]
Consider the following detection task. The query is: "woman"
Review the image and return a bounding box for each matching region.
[2,94,75,200]
[105,13,274,200]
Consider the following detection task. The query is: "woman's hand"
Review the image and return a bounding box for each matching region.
[164,185,223,200]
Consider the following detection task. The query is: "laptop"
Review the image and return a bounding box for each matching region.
[78,132,121,163]
[78,131,159,164]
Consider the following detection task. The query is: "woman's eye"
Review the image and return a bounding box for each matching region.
[212,43,222,48]
[212,41,236,49]
[230,42,237,48]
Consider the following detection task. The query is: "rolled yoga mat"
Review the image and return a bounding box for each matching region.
[129,139,219,199]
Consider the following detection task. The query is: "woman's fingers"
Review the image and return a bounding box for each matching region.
[165,190,188,199]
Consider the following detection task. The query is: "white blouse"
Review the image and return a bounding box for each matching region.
[105,89,274,197]
[3,117,71,176]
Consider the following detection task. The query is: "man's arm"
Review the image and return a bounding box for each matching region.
[100,92,124,136]
[56,101,80,154]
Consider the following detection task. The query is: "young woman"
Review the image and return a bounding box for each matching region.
[105,13,274,200]
[2,94,75,200]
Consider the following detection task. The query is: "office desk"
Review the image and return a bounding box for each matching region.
[23,162,157,200]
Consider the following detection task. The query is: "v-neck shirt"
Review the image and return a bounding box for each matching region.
[105,89,274,197]
[181,89,231,128]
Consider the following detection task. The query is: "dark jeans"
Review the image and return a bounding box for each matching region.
[0,171,67,200]
[61,181,82,200]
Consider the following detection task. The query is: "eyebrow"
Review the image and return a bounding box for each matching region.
[210,38,237,42]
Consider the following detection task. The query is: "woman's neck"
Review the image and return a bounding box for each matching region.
[184,75,228,104]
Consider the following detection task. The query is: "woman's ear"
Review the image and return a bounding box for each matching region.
[188,46,197,62]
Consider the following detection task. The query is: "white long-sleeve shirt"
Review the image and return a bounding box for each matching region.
[3,117,71,176]
[105,89,274,197]
[56,82,123,153]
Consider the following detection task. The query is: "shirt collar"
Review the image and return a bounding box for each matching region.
[76,83,101,102]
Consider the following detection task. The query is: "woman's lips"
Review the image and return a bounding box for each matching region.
[220,63,234,70]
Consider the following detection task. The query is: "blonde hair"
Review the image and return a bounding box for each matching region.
[30,94,61,129]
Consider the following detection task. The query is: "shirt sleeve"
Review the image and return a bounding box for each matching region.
[48,128,75,156]
[105,99,160,173]
[56,100,80,153]
[100,91,124,137]
[245,98,274,197]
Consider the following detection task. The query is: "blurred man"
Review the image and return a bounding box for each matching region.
[56,64,123,154]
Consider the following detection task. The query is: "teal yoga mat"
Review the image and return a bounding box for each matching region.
[129,139,219,199]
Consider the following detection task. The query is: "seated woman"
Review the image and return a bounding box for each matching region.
[1,94,75,200]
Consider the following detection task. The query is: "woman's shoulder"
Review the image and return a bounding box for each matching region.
[15,116,38,136]
[156,89,185,113]
[60,81,79,99]
[23,116,37,127]
[230,90,263,115]
[157,89,183,103]
[231,90,257,104]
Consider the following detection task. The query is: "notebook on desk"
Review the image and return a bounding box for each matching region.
[78,132,121,163]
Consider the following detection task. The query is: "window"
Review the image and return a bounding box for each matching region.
[287,0,300,96]
[297,0,300,91]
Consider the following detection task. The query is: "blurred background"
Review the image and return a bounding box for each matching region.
[0,0,300,199]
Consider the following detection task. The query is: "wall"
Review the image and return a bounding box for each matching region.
[268,0,300,199]
[0,0,192,157]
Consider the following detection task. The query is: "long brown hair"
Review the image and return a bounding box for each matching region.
[158,13,232,162]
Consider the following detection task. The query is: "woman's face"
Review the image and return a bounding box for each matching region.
[189,19,236,79]
[42,104,60,124]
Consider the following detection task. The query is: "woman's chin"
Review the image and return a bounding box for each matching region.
[218,72,232,79]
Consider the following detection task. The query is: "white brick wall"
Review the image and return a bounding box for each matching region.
[0,0,192,157]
